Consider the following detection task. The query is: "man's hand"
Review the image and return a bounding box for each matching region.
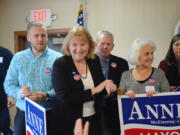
[29,91,48,102]
[7,96,15,108]
[21,86,31,98]
[105,80,117,95]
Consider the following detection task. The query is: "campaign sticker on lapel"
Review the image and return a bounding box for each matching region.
[72,72,76,75]
[0,57,3,63]
[148,78,155,84]
[111,62,117,68]
[73,74,80,81]
[44,67,51,74]
[145,85,155,92]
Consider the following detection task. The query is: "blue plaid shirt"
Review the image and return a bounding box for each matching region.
[4,47,62,111]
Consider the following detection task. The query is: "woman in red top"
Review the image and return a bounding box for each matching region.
[158,34,180,91]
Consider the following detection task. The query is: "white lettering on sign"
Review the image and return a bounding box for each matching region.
[145,104,158,119]
[129,101,180,120]
[129,101,145,120]
[26,105,43,134]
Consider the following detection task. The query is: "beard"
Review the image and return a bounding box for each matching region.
[31,44,46,56]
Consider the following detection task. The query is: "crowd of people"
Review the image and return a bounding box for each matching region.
[0,21,179,135]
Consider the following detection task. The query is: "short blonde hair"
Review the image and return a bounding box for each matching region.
[62,26,95,59]
[27,21,47,34]
[128,37,156,65]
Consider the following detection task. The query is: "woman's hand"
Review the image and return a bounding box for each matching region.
[146,90,157,98]
[91,80,117,96]
[170,86,177,91]
[74,118,89,135]
[126,90,135,99]
[105,80,117,95]
[91,80,108,95]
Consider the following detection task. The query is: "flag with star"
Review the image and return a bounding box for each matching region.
[77,4,84,26]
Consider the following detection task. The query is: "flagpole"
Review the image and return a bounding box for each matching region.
[77,0,84,26]
[80,0,87,28]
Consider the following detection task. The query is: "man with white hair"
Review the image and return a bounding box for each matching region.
[95,30,129,135]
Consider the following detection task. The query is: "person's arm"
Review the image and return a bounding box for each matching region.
[4,55,22,99]
[158,61,167,73]
[158,69,170,92]
[120,71,136,99]
[119,71,128,94]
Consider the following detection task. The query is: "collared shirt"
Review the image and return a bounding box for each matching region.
[100,56,110,79]
[4,47,62,111]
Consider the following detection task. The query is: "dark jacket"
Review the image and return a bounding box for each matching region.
[0,46,13,111]
[52,56,105,135]
[106,54,129,101]
[158,60,180,87]
[102,54,129,135]
[0,46,12,133]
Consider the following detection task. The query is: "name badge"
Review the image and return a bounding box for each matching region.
[145,85,155,92]
[0,57,3,63]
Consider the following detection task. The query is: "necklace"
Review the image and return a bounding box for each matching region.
[80,62,88,79]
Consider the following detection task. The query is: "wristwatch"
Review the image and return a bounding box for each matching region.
[45,93,50,101]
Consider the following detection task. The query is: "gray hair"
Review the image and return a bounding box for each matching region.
[27,21,47,34]
[128,37,156,65]
[95,30,114,43]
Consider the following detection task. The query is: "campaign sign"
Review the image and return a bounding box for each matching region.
[25,97,46,135]
[118,92,180,135]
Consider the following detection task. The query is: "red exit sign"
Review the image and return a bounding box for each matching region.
[29,9,52,27]
[33,10,47,22]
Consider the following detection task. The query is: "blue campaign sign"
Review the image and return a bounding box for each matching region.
[118,92,180,135]
[25,97,46,135]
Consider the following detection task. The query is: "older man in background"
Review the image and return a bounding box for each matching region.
[95,30,129,135]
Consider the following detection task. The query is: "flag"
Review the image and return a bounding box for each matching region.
[77,4,84,26]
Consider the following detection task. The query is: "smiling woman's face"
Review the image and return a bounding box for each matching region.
[173,39,180,60]
[69,35,89,62]
[138,44,154,67]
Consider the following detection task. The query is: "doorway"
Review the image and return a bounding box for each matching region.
[14,28,70,53]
